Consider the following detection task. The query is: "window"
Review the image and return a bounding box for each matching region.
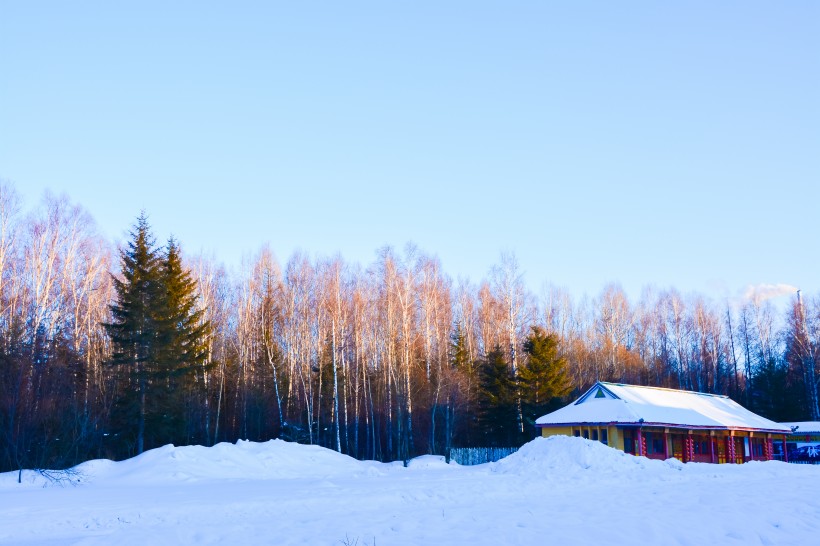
[601,429,608,445]
[592,430,599,441]
[583,429,589,439]
[652,438,664,454]
[624,434,634,453]
[642,433,663,454]
[573,430,580,437]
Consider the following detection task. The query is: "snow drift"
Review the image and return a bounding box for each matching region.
[2,437,819,545]
[492,435,684,479]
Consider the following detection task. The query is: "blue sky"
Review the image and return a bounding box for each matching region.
[1,2,817,302]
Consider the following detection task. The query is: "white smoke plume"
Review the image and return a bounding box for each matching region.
[741,283,799,305]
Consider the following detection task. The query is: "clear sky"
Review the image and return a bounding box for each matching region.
[1,1,817,303]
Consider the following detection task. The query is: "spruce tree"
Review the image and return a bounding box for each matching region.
[520,326,571,428]
[153,237,210,447]
[476,346,519,446]
[752,356,804,422]
[106,213,162,455]
[106,218,210,456]
[159,238,209,372]
[450,323,475,445]
[451,323,470,372]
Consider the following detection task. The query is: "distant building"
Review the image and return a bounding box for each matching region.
[780,422,820,463]
[536,382,792,464]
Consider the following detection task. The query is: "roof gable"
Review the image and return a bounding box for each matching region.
[575,383,618,404]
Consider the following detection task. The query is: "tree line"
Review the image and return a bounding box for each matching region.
[1,181,817,473]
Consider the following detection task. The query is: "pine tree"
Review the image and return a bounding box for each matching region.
[153,237,211,446]
[476,346,519,446]
[450,323,475,446]
[520,326,571,429]
[105,213,162,455]
[159,238,209,371]
[752,356,804,422]
[451,323,470,372]
[106,218,211,456]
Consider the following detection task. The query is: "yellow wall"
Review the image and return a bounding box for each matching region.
[539,426,573,438]
[609,426,622,451]
[540,425,622,449]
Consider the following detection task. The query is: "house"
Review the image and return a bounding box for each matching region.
[535,382,792,463]
[780,421,820,463]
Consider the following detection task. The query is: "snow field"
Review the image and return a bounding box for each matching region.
[1,436,818,545]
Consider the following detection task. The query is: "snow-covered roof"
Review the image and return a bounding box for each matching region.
[781,422,820,434]
[536,382,791,432]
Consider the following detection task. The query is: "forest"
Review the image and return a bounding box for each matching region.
[1,181,818,473]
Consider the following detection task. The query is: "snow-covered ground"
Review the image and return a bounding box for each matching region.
[1,437,818,545]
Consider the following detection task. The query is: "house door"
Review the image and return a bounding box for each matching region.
[716,438,726,464]
[671,435,684,461]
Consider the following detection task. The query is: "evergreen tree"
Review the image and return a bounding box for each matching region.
[451,323,470,373]
[520,326,571,429]
[752,356,804,422]
[105,213,162,455]
[106,218,210,456]
[476,346,520,446]
[446,322,472,448]
[153,237,211,446]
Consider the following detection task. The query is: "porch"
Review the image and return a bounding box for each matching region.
[620,426,787,464]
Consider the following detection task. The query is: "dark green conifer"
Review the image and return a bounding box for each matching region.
[106,217,210,455]
[158,237,209,374]
[450,323,475,446]
[752,356,803,422]
[451,323,470,371]
[105,213,162,455]
[152,237,211,446]
[476,346,519,446]
[520,326,571,427]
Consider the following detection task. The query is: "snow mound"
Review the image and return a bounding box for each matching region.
[492,436,682,479]
[405,455,451,469]
[74,439,370,485]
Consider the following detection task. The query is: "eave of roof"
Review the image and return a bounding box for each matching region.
[535,421,791,434]
[781,422,820,434]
